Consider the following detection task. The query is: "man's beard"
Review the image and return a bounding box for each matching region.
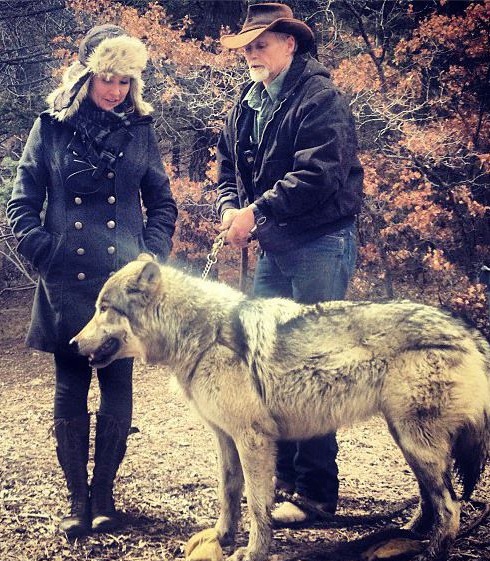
[249,66,270,83]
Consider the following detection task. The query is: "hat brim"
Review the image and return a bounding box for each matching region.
[221,27,269,50]
[221,18,314,51]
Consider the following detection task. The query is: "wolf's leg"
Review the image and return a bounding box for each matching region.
[403,483,435,535]
[387,422,435,535]
[228,431,276,561]
[212,425,244,546]
[392,426,460,560]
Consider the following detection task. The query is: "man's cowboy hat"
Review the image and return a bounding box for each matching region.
[47,24,152,121]
[220,3,314,53]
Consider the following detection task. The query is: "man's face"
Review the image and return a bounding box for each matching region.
[243,31,295,86]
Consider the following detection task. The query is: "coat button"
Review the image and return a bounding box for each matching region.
[107,171,115,179]
[74,221,83,229]
[107,220,116,229]
[108,195,116,204]
[76,247,85,255]
[77,272,86,280]
[118,152,124,158]
[74,197,82,205]
[107,246,115,255]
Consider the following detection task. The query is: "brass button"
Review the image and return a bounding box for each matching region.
[76,247,85,255]
[107,220,116,229]
[74,221,83,230]
[107,171,115,179]
[74,197,82,205]
[107,246,115,255]
[107,195,116,204]
[77,272,86,281]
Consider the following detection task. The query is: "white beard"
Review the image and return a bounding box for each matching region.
[249,66,270,83]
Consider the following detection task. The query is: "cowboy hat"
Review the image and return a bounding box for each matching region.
[47,24,153,121]
[220,3,314,53]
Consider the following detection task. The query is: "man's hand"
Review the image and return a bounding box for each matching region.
[220,208,240,231]
[220,206,255,248]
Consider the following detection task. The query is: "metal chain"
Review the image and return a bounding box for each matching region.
[202,234,225,280]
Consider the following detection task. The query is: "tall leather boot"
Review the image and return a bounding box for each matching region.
[90,413,130,532]
[54,414,91,538]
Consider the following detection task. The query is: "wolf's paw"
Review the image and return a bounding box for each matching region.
[185,528,223,561]
[362,538,428,560]
[214,524,235,547]
[227,547,264,561]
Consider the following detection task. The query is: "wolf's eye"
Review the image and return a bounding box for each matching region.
[99,304,109,313]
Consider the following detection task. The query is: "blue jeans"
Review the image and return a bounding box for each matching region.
[253,224,357,503]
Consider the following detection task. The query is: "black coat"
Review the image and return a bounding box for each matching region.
[216,54,363,250]
[7,112,177,352]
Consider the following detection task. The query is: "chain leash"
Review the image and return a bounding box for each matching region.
[202,234,225,280]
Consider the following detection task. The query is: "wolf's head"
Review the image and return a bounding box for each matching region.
[71,253,161,368]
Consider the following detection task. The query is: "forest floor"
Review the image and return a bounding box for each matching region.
[1,289,489,561]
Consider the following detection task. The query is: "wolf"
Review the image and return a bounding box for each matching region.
[71,254,490,561]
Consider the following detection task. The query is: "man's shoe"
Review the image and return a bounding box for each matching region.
[273,476,295,495]
[271,493,336,528]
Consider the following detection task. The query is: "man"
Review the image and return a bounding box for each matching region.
[216,2,363,526]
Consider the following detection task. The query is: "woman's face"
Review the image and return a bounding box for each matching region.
[89,74,131,111]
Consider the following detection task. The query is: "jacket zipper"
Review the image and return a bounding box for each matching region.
[252,97,287,184]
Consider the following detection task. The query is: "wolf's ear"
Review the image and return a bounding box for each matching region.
[137,252,155,262]
[135,261,161,295]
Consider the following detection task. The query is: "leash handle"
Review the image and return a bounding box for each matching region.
[202,234,225,280]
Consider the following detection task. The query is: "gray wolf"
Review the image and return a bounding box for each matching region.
[72,254,490,561]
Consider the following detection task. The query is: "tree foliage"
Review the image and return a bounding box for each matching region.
[0,0,488,334]
[322,0,489,333]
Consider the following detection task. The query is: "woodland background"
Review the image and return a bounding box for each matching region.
[0,0,489,333]
[0,3,489,561]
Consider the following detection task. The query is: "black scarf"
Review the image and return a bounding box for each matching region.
[67,98,136,180]
[69,98,132,159]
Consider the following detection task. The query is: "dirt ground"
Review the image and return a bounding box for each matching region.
[1,289,489,561]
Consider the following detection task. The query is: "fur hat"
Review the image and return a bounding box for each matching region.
[47,24,153,121]
[220,3,314,53]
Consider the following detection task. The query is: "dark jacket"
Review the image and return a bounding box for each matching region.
[7,111,177,352]
[216,54,363,250]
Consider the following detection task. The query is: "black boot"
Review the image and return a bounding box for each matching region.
[54,414,91,538]
[90,414,129,532]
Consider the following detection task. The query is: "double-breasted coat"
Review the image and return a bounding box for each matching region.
[7,111,177,353]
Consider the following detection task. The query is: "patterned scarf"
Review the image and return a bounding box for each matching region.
[68,97,133,161]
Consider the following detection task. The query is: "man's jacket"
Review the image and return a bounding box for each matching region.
[216,54,363,250]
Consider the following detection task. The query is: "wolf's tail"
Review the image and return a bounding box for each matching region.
[453,410,490,500]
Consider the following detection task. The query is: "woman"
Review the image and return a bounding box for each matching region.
[7,24,177,538]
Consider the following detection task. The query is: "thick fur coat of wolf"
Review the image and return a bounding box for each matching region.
[72,255,490,561]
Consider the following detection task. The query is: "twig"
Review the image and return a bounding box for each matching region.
[456,500,490,541]
[275,488,418,526]
[16,513,52,520]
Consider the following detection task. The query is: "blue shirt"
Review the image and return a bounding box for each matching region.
[243,65,290,143]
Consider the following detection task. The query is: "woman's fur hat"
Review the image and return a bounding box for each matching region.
[47,24,153,121]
